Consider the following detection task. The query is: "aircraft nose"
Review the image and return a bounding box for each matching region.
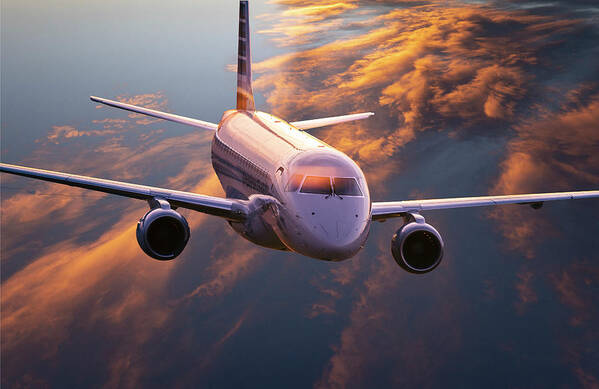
[293,197,371,260]
[313,214,359,243]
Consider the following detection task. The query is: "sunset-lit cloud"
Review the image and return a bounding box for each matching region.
[258,1,359,45]
[1,92,268,387]
[514,270,537,314]
[549,261,599,388]
[3,0,599,386]
[254,2,586,178]
[551,263,598,328]
[488,91,599,255]
[315,236,461,388]
[256,0,598,243]
[45,125,119,143]
[183,237,262,299]
[252,2,599,386]
[46,93,169,145]
[282,2,357,20]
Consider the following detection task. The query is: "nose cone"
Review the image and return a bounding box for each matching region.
[296,200,371,260]
[276,149,371,261]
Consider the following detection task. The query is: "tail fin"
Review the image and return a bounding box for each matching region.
[236,1,255,111]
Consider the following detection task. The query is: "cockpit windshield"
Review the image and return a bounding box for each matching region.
[333,177,362,196]
[289,175,363,196]
[286,174,304,192]
[300,176,332,195]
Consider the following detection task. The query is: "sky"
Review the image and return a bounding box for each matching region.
[1,0,599,388]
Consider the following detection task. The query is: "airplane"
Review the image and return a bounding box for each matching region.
[1,1,598,274]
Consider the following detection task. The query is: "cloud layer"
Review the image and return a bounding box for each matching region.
[2,1,599,387]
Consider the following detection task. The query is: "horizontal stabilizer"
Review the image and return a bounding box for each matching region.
[291,112,374,130]
[90,96,218,131]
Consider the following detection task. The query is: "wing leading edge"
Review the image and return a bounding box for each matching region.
[0,163,246,221]
[372,190,599,221]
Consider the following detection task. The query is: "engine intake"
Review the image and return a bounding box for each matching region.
[391,218,444,274]
[136,200,190,260]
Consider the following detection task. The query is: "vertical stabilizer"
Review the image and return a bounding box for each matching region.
[237,1,255,111]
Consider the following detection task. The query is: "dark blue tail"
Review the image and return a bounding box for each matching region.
[236,1,255,111]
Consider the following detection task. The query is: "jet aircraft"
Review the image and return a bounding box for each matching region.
[2,1,598,273]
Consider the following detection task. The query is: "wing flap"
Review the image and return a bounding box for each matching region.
[291,112,374,130]
[0,163,246,221]
[372,190,599,220]
[90,96,218,131]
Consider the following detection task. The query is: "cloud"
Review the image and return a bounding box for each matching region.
[1,92,267,387]
[252,3,599,386]
[281,2,358,20]
[43,93,170,145]
[258,1,361,46]
[182,234,263,300]
[550,263,598,327]
[488,90,599,255]
[256,0,598,251]
[46,125,119,143]
[254,2,595,186]
[315,236,462,388]
[549,261,599,388]
[3,1,599,387]
[514,270,537,314]
[1,208,175,377]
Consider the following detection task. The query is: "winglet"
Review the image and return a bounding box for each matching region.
[236,1,255,111]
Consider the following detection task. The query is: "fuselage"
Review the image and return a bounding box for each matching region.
[211,110,371,260]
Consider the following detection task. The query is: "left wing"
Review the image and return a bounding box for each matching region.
[372,190,599,221]
[0,163,246,221]
[291,112,374,130]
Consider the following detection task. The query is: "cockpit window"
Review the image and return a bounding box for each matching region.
[300,176,332,195]
[333,177,362,196]
[286,174,304,192]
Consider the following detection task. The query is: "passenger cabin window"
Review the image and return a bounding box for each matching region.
[286,174,304,192]
[333,177,362,196]
[300,176,332,195]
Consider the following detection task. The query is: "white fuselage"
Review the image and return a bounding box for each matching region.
[211,110,371,260]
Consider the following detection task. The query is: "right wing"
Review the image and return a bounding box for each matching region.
[0,163,246,221]
[291,112,374,130]
[90,96,218,131]
[371,190,599,221]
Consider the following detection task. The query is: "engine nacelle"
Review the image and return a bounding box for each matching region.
[136,202,190,261]
[391,220,444,274]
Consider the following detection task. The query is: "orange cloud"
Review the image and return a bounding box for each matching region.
[548,261,599,388]
[45,125,119,143]
[550,264,598,327]
[488,91,599,255]
[43,93,170,145]
[1,92,267,387]
[282,2,358,20]
[3,2,598,385]
[183,235,263,299]
[253,3,583,191]
[310,232,462,388]
[258,1,359,46]
[514,270,537,314]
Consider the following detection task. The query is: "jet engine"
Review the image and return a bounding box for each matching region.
[391,215,444,274]
[136,199,190,260]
